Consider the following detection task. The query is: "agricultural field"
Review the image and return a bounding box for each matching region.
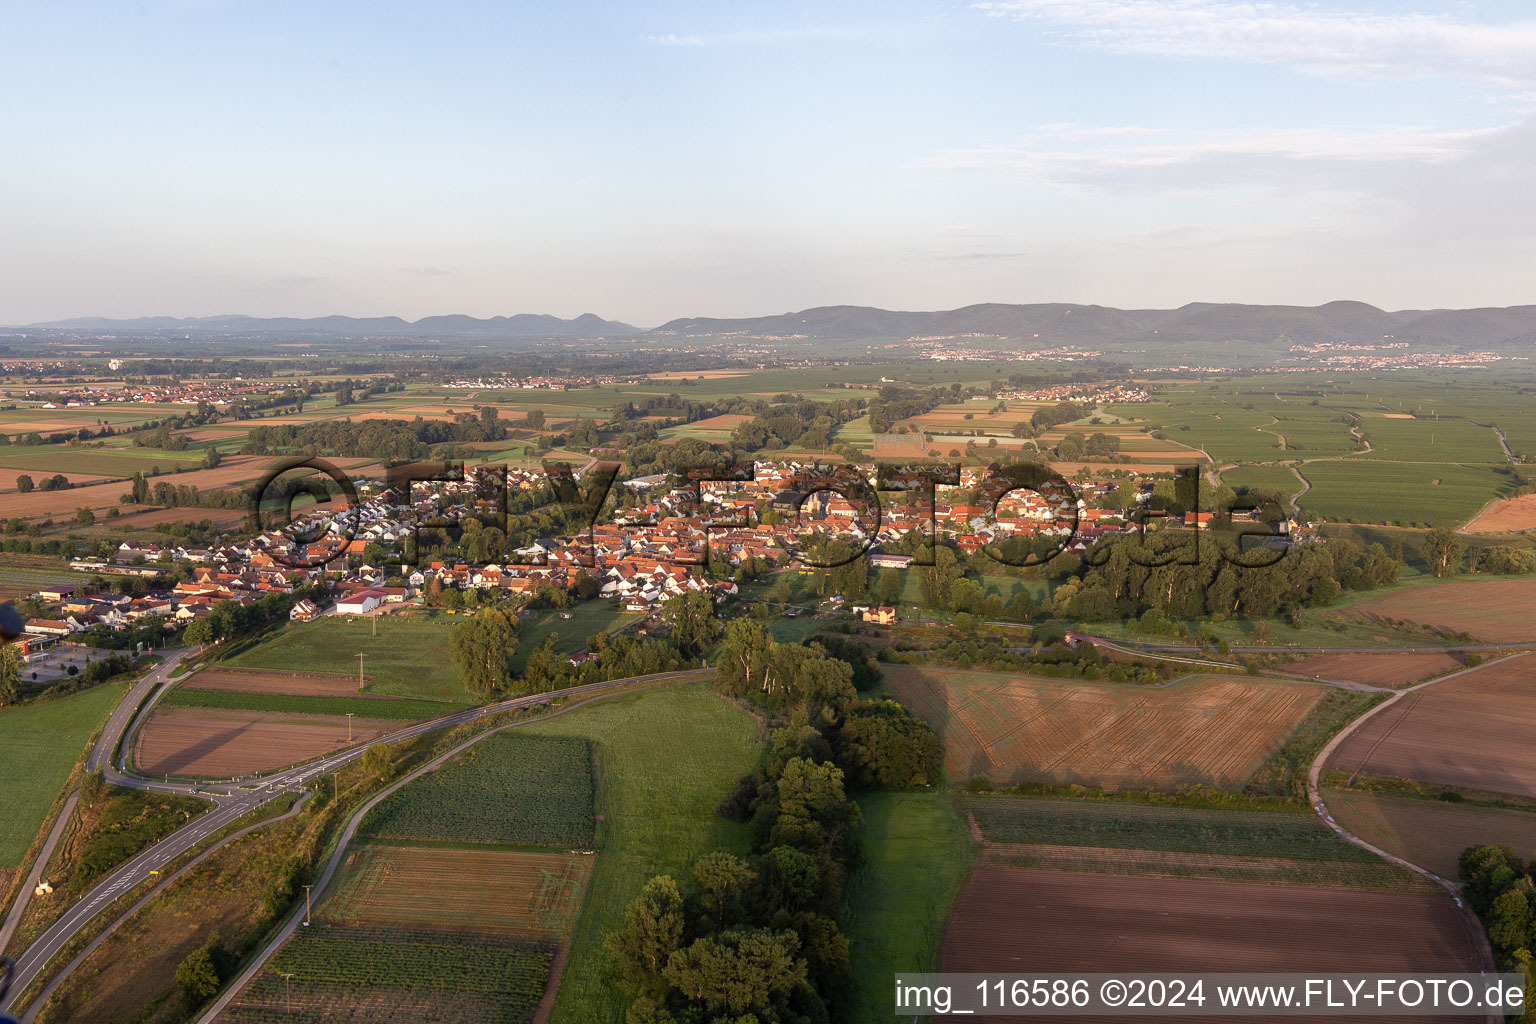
[0,454,275,522]
[162,686,451,721]
[182,665,379,699]
[1282,650,1464,687]
[132,707,397,778]
[843,791,974,1024]
[1218,462,1304,497]
[885,665,1325,791]
[510,603,644,672]
[361,732,594,848]
[1328,654,1536,798]
[519,682,760,1024]
[220,925,553,1024]
[1325,787,1536,880]
[1465,492,1536,533]
[324,846,591,941]
[1328,579,1536,643]
[223,615,476,703]
[941,869,1484,983]
[0,685,125,868]
[1299,460,1517,528]
[963,796,1377,862]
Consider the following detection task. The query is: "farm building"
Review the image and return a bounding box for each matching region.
[335,589,385,615]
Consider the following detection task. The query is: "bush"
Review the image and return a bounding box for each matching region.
[966,775,993,793]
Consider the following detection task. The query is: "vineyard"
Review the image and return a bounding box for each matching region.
[360,733,594,847]
[219,924,553,1024]
[324,847,591,940]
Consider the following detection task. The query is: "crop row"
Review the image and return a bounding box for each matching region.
[360,732,594,847]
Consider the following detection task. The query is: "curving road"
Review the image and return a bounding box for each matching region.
[2,659,713,1016]
[1304,653,1525,1024]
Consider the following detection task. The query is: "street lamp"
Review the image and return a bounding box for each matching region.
[303,883,313,926]
[345,712,354,743]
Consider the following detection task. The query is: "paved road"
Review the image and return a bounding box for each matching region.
[2,663,712,1016]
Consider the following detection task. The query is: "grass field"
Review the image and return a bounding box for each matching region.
[0,685,125,867]
[1219,463,1304,496]
[161,687,453,721]
[843,791,973,1024]
[223,616,475,703]
[519,682,759,1024]
[362,733,594,848]
[510,604,644,672]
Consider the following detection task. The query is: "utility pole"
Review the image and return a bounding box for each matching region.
[345,712,354,743]
[356,652,366,691]
[303,884,313,926]
[372,614,377,637]
[280,971,295,1014]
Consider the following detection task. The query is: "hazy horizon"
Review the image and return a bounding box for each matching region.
[7,0,1536,325]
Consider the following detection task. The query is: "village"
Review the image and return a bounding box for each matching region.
[7,456,1278,668]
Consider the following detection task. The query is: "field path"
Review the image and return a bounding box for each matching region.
[0,792,79,957]
[1306,654,1527,1006]
[190,671,714,1024]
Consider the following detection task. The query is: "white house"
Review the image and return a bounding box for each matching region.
[335,589,385,615]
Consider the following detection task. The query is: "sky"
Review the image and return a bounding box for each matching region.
[4,0,1536,326]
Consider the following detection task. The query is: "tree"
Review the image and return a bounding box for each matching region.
[175,946,220,1003]
[449,607,520,696]
[525,409,547,430]
[876,568,901,606]
[202,447,222,469]
[74,507,95,526]
[0,644,18,707]
[1423,527,1466,578]
[361,742,393,780]
[693,851,756,927]
[14,474,33,493]
[606,875,686,996]
[662,928,807,1017]
[663,590,719,656]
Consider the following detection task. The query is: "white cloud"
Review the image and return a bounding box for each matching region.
[919,122,1506,190]
[974,0,1536,85]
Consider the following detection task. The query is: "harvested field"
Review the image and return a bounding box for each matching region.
[1050,460,1186,475]
[1325,787,1536,879]
[1284,651,1462,687]
[183,665,375,698]
[0,468,113,491]
[870,433,928,458]
[1333,579,1536,642]
[1328,654,1536,797]
[120,506,248,528]
[942,868,1484,1017]
[683,413,752,429]
[886,665,1324,790]
[0,454,273,520]
[133,706,396,777]
[1464,493,1536,533]
[645,369,749,379]
[325,846,591,940]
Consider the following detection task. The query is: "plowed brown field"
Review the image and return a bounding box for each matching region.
[886,666,1324,790]
[1286,651,1462,687]
[1328,654,1536,797]
[1464,493,1536,533]
[0,455,273,520]
[134,707,395,777]
[942,868,1484,1022]
[1333,580,1536,642]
